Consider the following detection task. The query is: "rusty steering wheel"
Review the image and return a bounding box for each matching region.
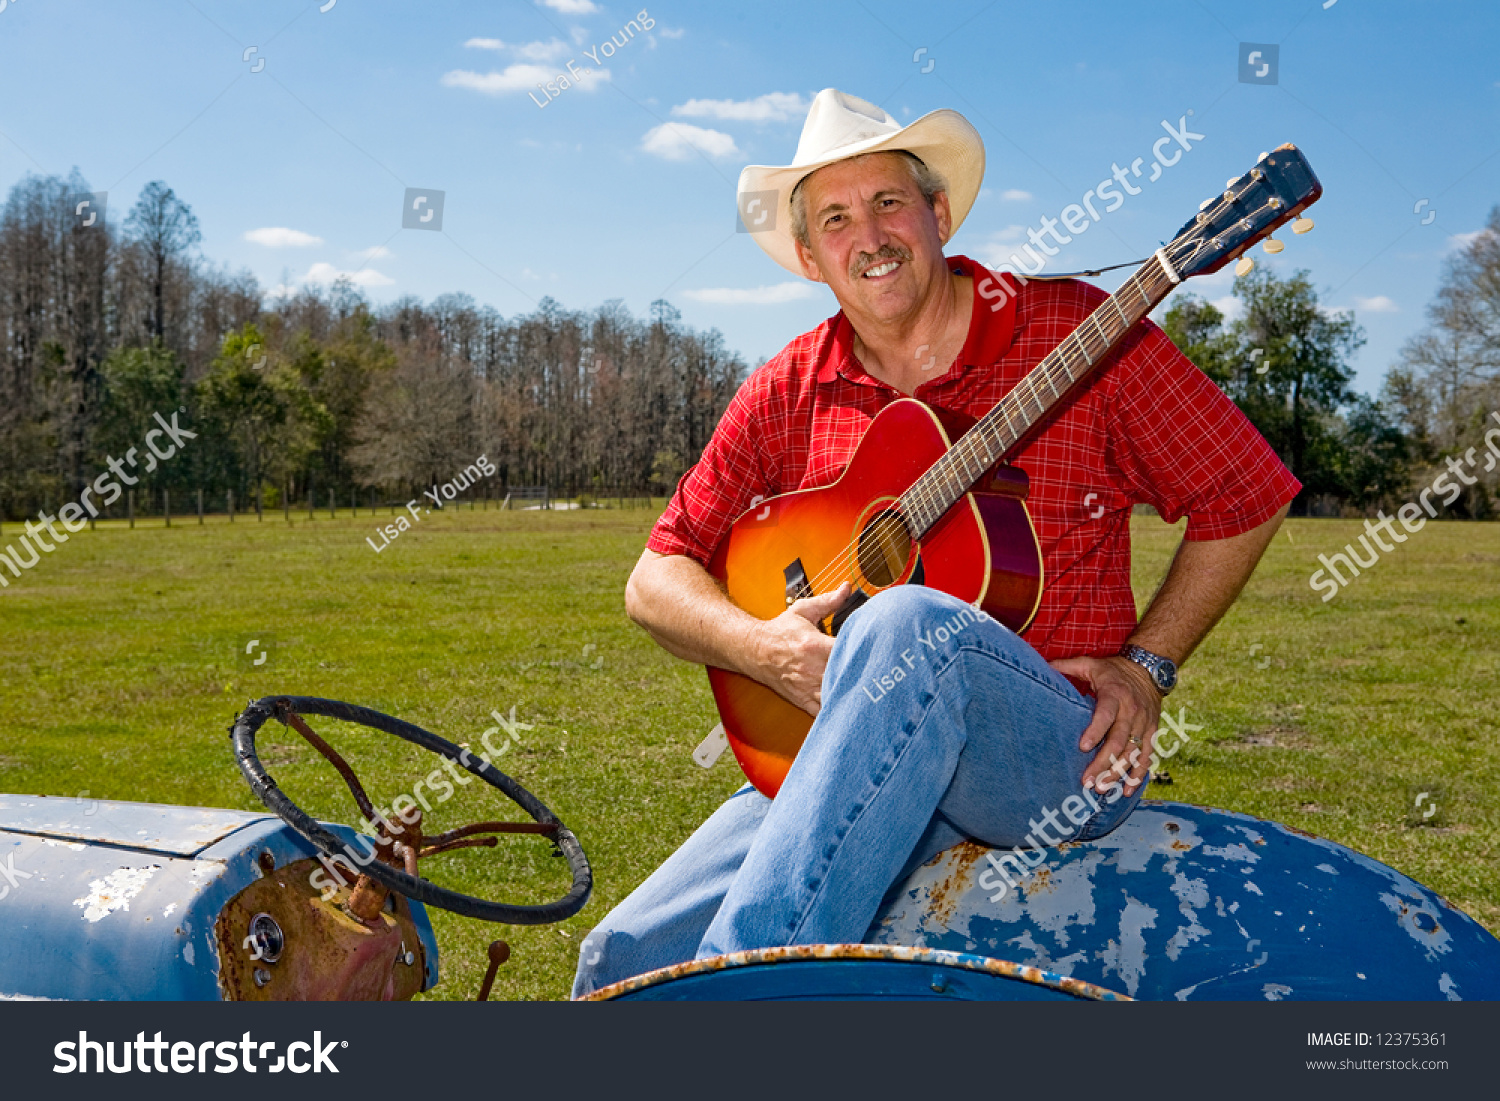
[230,695,591,926]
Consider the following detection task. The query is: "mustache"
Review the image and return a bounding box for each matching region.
[851,245,911,279]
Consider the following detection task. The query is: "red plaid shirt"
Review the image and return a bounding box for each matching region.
[648,254,1300,662]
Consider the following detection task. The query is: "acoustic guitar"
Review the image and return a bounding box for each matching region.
[707,144,1323,798]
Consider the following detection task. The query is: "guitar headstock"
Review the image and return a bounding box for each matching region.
[1165,143,1323,280]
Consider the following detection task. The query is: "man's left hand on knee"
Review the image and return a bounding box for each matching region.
[1048,654,1162,795]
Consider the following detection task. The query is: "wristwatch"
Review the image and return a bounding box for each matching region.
[1120,644,1177,696]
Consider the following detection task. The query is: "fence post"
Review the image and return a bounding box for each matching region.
[284,480,291,522]
[329,490,335,519]
[229,489,235,523]
[128,490,134,529]
[197,488,203,525]
[256,485,263,521]
[308,484,314,520]
[164,488,171,528]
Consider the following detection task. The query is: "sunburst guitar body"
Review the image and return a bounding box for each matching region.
[706,399,1043,798]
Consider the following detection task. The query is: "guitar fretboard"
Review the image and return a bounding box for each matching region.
[899,255,1179,537]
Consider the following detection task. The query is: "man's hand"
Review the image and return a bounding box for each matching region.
[751,583,851,716]
[1048,654,1162,796]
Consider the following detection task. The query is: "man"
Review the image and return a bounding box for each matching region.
[572,89,1296,997]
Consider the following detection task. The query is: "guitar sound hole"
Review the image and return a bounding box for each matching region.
[857,508,914,588]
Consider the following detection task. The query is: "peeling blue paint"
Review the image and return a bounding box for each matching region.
[868,801,1500,1001]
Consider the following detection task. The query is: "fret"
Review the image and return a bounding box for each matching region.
[1073,332,1094,368]
[1024,373,1045,414]
[966,434,989,475]
[1111,293,1131,330]
[1091,311,1110,353]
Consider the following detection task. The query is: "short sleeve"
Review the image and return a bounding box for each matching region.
[1107,322,1301,541]
[645,378,777,566]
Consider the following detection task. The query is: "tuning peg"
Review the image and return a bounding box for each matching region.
[1292,217,1314,234]
[1235,256,1255,276]
[1263,236,1285,254]
[1258,151,1270,162]
[1199,198,1214,211]
[1226,178,1240,189]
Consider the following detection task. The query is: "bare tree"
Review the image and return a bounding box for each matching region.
[123,181,201,344]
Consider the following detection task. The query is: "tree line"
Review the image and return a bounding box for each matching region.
[0,173,747,521]
[1161,208,1500,518]
[3,171,1496,523]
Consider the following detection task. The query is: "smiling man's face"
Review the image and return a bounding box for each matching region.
[793,151,952,326]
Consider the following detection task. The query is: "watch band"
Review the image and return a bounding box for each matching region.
[1120,644,1177,695]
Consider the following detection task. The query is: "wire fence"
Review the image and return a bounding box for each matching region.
[0,485,662,533]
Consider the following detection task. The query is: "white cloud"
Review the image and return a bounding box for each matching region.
[541,0,598,12]
[244,227,323,248]
[684,282,821,305]
[999,188,1032,202]
[1210,295,1244,321]
[514,39,573,63]
[975,226,1032,268]
[443,63,608,95]
[443,65,552,94]
[658,27,686,39]
[641,122,739,161]
[464,37,506,50]
[1447,228,1494,251]
[351,245,391,262]
[671,92,810,122]
[1354,295,1398,313]
[305,262,393,287]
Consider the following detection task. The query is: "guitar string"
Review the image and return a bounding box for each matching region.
[784,267,1157,607]
[782,198,1263,606]
[788,255,1172,602]
[858,209,1242,568]
[790,256,1168,604]
[787,239,1190,605]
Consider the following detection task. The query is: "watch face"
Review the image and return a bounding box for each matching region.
[1154,659,1178,691]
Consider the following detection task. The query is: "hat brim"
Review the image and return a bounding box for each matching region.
[737,107,985,277]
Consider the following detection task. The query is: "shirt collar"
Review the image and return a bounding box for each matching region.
[816,254,1020,386]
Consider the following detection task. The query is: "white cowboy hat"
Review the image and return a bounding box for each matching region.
[737,88,986,276]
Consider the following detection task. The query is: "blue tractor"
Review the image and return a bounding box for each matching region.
[2,696,1497,1001]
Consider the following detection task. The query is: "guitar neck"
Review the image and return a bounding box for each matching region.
[900,254,1180,538]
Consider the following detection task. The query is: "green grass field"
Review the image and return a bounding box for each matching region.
[1,504,1496,1000]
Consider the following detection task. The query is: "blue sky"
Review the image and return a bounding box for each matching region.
[1,0,1496,396]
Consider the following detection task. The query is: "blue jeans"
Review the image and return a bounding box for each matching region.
[571,586,1144,998]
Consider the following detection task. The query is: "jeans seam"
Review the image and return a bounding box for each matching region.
[782,665,954,944]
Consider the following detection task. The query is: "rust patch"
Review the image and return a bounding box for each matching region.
[214,856,426,1001]
[1170,840,1191,851]
[581,944,1131,1002]
[1282,821,1326,840]
[925,841,989,927]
